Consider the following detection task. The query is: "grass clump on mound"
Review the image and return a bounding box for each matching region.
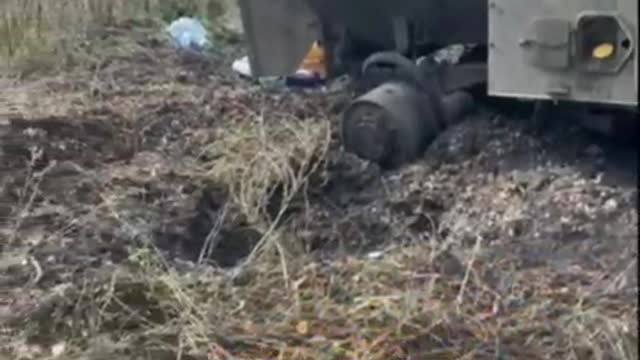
[202,115,332,266]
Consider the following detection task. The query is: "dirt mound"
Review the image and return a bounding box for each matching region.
[0,26,636,360]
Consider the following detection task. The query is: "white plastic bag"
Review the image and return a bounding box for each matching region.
[231,56,252,77]
[166,17,210,51]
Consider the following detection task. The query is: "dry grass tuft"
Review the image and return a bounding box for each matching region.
[7,241,636,360]
[204,116,331,227]
[202,114,331,275]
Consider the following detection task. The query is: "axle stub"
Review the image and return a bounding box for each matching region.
[358,51,427,94]
[358,50,488,97]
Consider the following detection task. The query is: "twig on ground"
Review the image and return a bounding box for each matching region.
[27,255,43,286]
[197,204,228,266]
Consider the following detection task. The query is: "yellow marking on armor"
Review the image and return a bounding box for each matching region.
[592,43,615,59]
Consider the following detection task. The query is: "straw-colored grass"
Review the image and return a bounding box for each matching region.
[203,115,331,264]
[7,239,636,359]
[0,0,232,75]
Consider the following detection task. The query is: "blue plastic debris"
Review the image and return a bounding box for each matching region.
[166,17,210,51]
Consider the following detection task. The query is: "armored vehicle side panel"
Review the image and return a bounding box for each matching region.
[488,0,638,106]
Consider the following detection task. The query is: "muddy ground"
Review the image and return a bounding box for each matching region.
[0,26,637,360]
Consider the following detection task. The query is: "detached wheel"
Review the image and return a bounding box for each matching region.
[342,82,438,168]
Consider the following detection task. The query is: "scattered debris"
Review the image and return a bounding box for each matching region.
[232,41,327,89]
[603,198,619,213]
[166,17,211,51]
[231,55,252,78]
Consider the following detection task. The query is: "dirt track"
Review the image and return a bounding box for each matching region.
[0,26,637,359]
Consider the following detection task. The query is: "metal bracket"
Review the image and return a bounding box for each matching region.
[391,16,410,54]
